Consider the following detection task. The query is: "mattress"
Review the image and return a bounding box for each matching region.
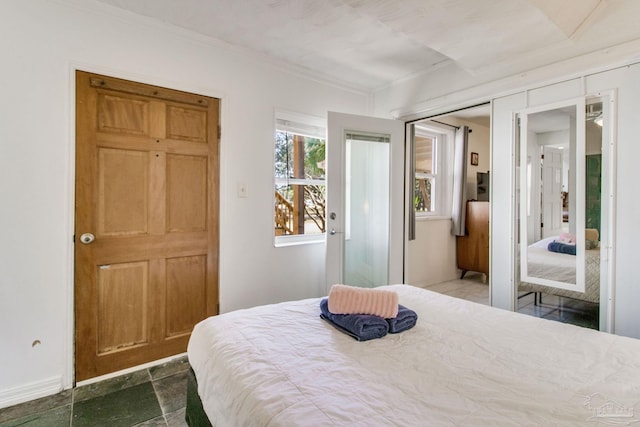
[187,284,640,426]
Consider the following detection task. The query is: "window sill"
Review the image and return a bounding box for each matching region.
[416,215,451,221]
[274,234,325,248]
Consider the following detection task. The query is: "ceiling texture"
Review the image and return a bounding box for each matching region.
[95,0,640,91]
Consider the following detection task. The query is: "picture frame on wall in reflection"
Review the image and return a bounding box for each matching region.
[471,152,479,166]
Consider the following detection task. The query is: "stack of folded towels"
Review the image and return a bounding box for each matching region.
[320,284,418,341]
[547,232,577,255]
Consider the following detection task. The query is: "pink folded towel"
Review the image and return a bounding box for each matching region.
[328,284,399,319]
[558,232,576,244]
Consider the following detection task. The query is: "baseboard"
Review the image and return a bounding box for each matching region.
[0,353,188,409]
[75,352,187,387]
[0,376,63,410]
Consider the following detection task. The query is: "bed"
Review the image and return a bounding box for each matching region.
[518,235,601,303]
[186,284,640,426]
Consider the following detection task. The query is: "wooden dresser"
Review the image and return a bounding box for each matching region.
[456,201,489,279]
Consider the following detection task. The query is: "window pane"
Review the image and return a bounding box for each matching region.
[415,135,434,173]
[275,131,326,180]
[275,131,293,179]
[275,184,325,236]
[304,137,325,179]
[415,177,435,213]
[415,134,436,213]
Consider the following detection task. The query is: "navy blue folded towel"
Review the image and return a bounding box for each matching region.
[387,305,418,333]
[547,241,576,255]
[319,298,388,341]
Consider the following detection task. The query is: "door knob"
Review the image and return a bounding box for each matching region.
[80,233,95,244]
[329,229,336,235]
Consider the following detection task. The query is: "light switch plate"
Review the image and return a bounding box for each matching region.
[238,182,248,198]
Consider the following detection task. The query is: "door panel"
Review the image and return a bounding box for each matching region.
[97,262,149,354]
[98,148,149,236]
[98,94,150,136]
[166,154,207,232]
[75,71,219,380]
[166,255,207,337]
[167,105,208,143]
[343,137,390,286]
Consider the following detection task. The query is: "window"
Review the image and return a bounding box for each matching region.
[413,124,451,217]
[274,112,326,244]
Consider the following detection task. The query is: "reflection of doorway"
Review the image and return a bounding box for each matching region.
[74,72,220,381]
[405,104,491,303]
[541,146,564,238]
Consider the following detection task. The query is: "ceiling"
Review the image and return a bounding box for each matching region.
[94,0,640,91]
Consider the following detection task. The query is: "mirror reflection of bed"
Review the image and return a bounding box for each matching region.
[518,229,600,329]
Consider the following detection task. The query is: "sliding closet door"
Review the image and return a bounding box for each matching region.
[508,80,614,332]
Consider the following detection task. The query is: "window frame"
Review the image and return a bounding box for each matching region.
[273,110,327,247]
[413,123,453,219]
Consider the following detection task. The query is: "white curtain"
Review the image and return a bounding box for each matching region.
[451,126,469,236]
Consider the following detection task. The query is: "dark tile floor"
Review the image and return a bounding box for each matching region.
[517,291,599,329]
[0,356,190,427]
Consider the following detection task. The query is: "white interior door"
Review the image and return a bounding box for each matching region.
[541,146,564,238]
[325,112,404,292]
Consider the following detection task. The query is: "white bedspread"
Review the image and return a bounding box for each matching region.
[188,285,640,426]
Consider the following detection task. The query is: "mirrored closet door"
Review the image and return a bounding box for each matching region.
[515,95,612,331]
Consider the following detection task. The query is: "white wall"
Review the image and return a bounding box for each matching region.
[406,219,458,286]
[0,0,370,407]
[374,61,491,119]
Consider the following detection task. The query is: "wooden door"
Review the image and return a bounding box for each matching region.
[74,71,219,381]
